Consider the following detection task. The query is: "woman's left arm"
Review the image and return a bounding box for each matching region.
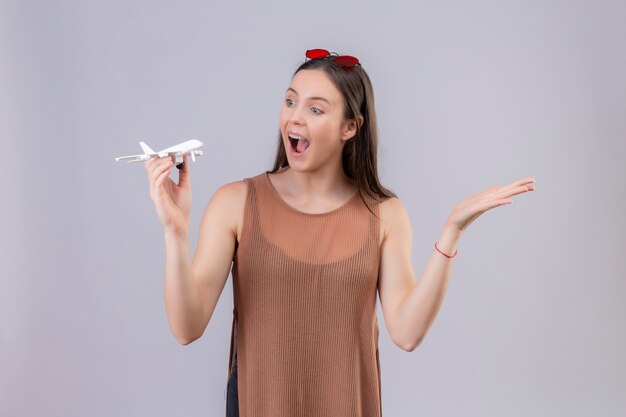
[379,177,535,352]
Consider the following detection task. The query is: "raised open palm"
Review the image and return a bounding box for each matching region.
[446,177,536,233]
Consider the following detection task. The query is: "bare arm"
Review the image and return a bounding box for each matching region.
[377,198,459,352]
[163,181,245,345]
[163,228,204,345]
[378,178,534,352]
[394,225,460,351]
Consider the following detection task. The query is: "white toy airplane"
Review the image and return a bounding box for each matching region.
[115,139,204,169]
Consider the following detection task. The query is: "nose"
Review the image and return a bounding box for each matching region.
[287,103,305,125]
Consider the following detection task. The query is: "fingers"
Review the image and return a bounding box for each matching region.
[492,177,536,192]
[508,177,536,188]
[480,198,513,211]
[145,156,173,197]
[146,157,170,184]
[155,160,173,190]
[492,182,536,201]
[470,176,535,199]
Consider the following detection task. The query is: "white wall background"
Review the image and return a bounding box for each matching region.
[1,0,624,416]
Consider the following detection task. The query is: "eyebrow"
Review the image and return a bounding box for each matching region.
[286,87,331,105]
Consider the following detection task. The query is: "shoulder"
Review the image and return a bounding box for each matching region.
[380,197,407,222]
[378,196,412,243]
[209,178,249,206]
[203,179,249,238]
[216,178,249,200]
[213,171,267,207]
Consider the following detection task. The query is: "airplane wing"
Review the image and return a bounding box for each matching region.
[115,151,171,162]
[115,154,149,162]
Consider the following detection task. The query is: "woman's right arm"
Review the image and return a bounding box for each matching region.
[163,181,245,345]
[145,155,244,345]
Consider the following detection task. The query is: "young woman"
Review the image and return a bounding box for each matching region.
[144,48,536,417]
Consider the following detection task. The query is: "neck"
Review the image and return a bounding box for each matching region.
[281,164,355,199]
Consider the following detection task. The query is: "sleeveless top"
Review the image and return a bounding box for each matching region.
[226,171,383,417]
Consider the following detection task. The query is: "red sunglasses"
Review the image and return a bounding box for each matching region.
[305,48,360,68]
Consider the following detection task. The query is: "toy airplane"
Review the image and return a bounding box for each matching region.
[115,139,204,169]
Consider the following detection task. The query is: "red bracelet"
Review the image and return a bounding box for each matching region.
[435,241,457,258]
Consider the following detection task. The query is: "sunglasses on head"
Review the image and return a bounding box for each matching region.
[305,49,360,69]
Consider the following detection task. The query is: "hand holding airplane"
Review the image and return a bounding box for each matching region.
[115,139,204,169]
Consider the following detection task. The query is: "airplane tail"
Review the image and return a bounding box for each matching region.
[139,141,155,155]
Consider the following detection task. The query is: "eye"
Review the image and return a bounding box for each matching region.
[311,107,323,115]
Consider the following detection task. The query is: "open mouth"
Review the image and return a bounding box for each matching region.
[288,134,310,154]
[289,136,298,150]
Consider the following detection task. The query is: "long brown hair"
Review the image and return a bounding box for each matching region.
[269,55,397,218]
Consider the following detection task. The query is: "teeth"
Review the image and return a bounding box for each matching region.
[288,133,307,141]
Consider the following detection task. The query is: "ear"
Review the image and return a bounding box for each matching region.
[341,115,364,142]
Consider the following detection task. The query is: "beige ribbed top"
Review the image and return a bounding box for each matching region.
[227,171,382,417]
